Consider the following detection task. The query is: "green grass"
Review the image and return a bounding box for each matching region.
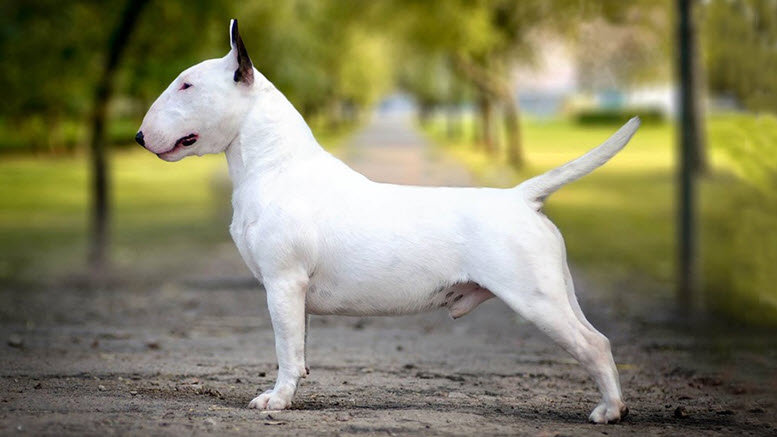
[2,112,775,325]
[423,113,777,326]
[0,150,230,284]
[0,125,351,286]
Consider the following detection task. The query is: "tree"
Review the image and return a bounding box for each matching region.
[88,0,149,274]
[574,14,671,91]
[703,0,777,114]
[384,0,502,152]
[0,1,108,153]
[676,0,704,313]
[231,0,394,125]
[391,0,607,167]
[397,54,450,125]
[120,1,220,107]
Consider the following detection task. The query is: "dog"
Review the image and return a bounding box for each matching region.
[137,19,639,424]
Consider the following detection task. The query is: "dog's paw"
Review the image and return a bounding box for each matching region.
[588,401,628,424]
[248,387,294,410]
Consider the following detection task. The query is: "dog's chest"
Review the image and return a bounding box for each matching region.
[228,208,265,282]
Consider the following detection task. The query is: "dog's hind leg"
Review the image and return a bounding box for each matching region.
[479,252,627,424]
[561,261,627,423]
[557,237,627,422]
[557,236,603,334]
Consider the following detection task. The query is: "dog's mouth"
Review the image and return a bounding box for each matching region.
[176,133,199,147]
[157,133,198,159]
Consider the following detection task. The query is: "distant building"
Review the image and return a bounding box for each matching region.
[511,38,677,118]
[512,38,576,117]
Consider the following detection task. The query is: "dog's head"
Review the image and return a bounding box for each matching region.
[137,19,258,161]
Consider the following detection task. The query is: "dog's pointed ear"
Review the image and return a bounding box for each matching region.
[229,19,253,86]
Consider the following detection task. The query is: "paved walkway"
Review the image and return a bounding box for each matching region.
[1,113,774,436]
[340,113,472,187]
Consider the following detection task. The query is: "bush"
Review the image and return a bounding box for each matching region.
[575,108,665,125]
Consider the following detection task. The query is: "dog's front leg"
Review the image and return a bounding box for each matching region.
[248,274,308,410]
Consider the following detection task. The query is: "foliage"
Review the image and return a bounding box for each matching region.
[575,108,665,125]
[574,2,672,90]
[703,0,777,113]
[224,0,394,121]
[0,0,109,151]
[0,0,761,154]
[0,0,395,153]
[119,0,221,105]
[388,0,672,168]
[0,1,105,118]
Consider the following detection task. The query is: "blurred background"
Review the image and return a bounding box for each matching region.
[1,0,776,328]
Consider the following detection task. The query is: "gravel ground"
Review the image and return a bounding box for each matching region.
[1,114,775,436]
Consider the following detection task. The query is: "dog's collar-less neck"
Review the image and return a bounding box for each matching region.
[224,86,323,189]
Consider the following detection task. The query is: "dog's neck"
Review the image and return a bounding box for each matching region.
[224,83,324,188]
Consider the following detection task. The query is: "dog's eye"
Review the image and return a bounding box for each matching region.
[179,82,192,91]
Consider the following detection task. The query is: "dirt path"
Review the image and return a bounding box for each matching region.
[1,113,775,436]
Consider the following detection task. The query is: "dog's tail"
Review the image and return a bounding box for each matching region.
[517,117,641,209]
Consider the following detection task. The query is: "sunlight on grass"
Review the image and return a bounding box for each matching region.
[0,150,229,282]
[424,114,777,325]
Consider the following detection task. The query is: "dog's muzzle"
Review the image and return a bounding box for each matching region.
[135,131,145,147]
[176,133,198,147]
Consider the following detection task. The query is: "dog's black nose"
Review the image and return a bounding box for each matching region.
[135,131,145,147]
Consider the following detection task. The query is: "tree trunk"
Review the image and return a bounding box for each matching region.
[470,110,478,145]
[689,1,708,174]
[417,103,433,127]
[503,95,523,168]
[676,0,700,314]
[46,114,64,155]
[478,93,495,154]
[88,0,149,277]
[446,105,456,140]
[327,100,342,131]
[451,105,463,140]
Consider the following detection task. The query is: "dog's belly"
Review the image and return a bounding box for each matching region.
[305,277,494,318]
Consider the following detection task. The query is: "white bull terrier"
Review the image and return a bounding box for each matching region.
[137,19,639,424]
